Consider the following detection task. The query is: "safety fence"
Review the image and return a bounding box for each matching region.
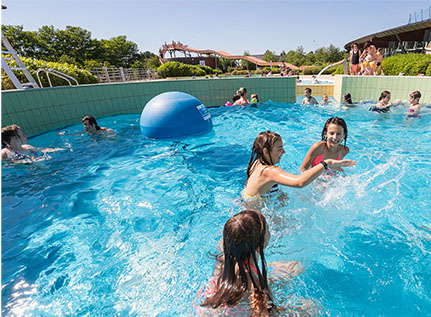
[90,67,158,83]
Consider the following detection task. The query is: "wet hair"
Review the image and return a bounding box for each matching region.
[343,93,352,105]
[232,94,241,103]
[321,117,348,146]
[246,131,281,184]
[250,94,259,102]
[410,90,421,100]
[379,91,391,101]
[363,42,370,50]
[1,124,21,148]
[81,116,101,130]
[237,87,248,97]
[201,209,275,314]
[304,87,312,94]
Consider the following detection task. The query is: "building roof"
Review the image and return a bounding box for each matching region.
[344,20,431,50]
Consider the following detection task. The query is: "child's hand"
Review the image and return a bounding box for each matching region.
[327,159,356,169]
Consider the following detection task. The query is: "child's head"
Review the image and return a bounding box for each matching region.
[409,90,421,104]
[379,90,391,101]
[202,209,273,311]
[343,93,352,105]
[304,88,312,97]
[232,94,241,103]
[352,43,359,50]
[237,87,248,98]
[246,131,284,181]
[322,94,329,102]
[250,94,259,103]
[1,124,23,148]
[321,117,348,146]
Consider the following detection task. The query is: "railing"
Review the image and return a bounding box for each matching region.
[90,67,158,83]
[313,59,347,82]
[408,6,431,24]
[36,68,79,87]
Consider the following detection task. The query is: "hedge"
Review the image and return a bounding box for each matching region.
[2,57,98,90]
[331,54,431,76]
[157,61,212,78]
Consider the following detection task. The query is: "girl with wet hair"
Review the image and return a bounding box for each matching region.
[369,91,393,113]
[300,117,350,172]
[234,87,249,105]
[243,131,355,200]
[1,124,63,162]
[201,209,275,314]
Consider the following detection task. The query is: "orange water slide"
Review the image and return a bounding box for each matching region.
[159,41,298,70]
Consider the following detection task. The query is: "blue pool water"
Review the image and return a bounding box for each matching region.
[2,102,431,315]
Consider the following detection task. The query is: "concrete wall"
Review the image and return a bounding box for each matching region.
[2,77,296,136]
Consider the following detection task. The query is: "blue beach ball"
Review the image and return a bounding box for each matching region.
[140,91,213,139]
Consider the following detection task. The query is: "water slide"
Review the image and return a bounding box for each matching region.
[159,41,299,69]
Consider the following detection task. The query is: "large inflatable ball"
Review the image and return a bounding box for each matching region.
[140,92,213,139]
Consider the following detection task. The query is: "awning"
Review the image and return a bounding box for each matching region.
[344,20,431,50]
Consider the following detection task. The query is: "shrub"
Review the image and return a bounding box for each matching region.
[332,64,345,75]
[157,61,210,77]
[196,65,214,75]
[303,66,322,75]
[382,54,431,76]
[1,56,98,90]
[261,67,281,74]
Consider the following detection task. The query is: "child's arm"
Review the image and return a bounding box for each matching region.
[265,158,356,188]
[22,144,64,153]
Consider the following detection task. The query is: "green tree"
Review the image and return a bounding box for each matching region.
[240,50,256,70]
[263,50,277,62]
[98,36,139,67]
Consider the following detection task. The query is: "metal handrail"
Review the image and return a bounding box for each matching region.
[35,68,79,87]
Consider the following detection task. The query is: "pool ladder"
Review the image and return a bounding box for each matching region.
[1,32,39,89]
[35,68,79,87]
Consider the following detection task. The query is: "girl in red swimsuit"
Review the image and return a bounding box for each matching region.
[300,117,350,172]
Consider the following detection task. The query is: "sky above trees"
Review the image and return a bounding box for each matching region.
[2,0,430,55]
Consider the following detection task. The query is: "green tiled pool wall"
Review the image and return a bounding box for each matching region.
[1,77,296,136]
[334,75,431,104]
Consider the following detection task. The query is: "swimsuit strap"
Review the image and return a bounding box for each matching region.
[244,260,259,275]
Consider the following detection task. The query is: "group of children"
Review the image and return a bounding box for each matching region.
[349,42,384,76]
[302,87,423,117]
[225,87,259,106]
[1,116,113,162]
[2,86,424,314]
[200,117,356,314]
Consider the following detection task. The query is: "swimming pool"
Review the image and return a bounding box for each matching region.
[2,102,431,315]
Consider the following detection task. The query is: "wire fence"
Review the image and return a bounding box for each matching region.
[90,67,158,83]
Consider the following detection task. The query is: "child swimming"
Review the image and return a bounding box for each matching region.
[407,90,421,118]
[321,94,331,105]
[242,131,356,200]
[233,87,249,105]
[1,124,63,162]
[302,88,318,105]
[200,209,310,315]
[300,117,350,172]
[369,91,393,113]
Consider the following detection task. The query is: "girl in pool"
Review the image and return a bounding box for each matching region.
[407,90,421,118]
[300,117,350,172]
[242,131,355,200]
[200,209,313,315]
[1,124,63,162]
[369,91,393,113]
[233,87,249,105]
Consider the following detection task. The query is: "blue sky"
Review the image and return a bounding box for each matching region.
[2,0,430,55]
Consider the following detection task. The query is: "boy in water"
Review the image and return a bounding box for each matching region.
[302,88,318,105]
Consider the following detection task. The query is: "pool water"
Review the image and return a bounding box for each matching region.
[2,102,431,315]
